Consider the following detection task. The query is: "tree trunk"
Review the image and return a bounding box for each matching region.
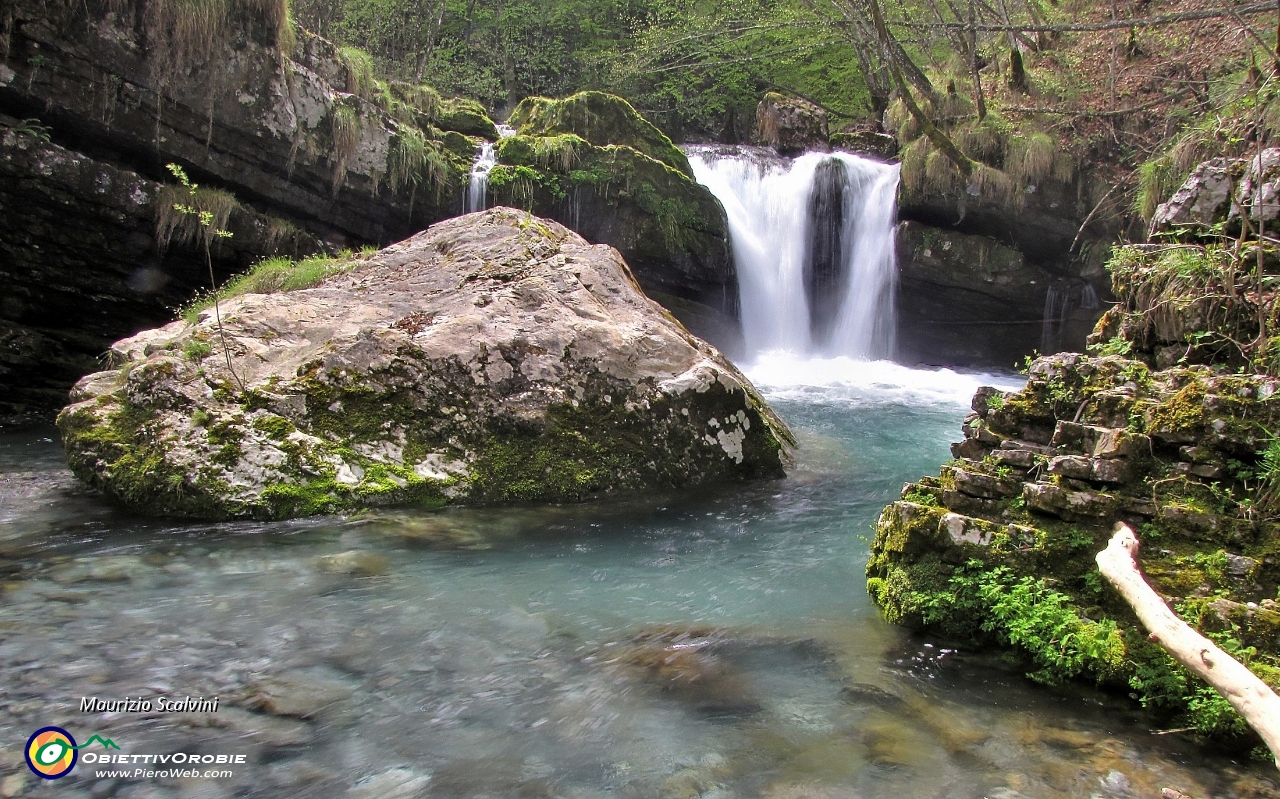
[1096,524,1280,770]
[867,0,975,177]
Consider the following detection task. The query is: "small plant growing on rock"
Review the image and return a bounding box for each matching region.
[163,163,243,392]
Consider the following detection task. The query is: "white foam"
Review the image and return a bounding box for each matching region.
[742,351,1024,407]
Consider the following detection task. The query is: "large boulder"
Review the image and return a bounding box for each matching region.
[57,209,793,519]
[754,93,829,155]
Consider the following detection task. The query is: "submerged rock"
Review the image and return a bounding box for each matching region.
[57,208,792,519]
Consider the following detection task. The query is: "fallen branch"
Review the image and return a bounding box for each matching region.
[1096,523,1280,770]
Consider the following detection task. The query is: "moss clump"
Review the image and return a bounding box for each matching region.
[435,97,499,139]
[508,91,692,175]
[388,125,451,198]
[337,46,375,98]
[492,137,721,256]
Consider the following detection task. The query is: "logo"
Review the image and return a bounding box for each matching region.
[25,728,119,780]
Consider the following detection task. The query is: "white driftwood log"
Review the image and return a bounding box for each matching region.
[1096,523,1280,770]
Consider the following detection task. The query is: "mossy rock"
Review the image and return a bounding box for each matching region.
[487,133,735,332]
[436,98,499,140]
[868,343,1280,748]
[57,209,790,520]
[508,91,692,176]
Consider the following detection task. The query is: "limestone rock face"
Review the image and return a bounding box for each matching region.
[895,221,1097,365]
[1148,158,1234,234]
[1149,149,1280,236]
[0,128,323,419]
[57,209,792,519]
[755,93,829,155]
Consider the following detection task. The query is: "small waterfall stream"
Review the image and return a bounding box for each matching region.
[466,124,516,213]
[686,146,900,360]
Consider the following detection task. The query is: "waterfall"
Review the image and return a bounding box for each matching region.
[685,146,900,360]
[1040,282,1099,355]
[466,124,515,213]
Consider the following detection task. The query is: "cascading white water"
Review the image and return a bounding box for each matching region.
[466,124,516,213]
[685,146,900,360]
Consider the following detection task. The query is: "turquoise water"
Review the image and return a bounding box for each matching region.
[0,357,1274,798]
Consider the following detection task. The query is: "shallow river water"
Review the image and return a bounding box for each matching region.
[1,357,1275,799]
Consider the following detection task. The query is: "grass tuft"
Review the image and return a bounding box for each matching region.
[1008,131,1054,186]
[338,45,375,98]
[156,182,239,249]
[179,251,364,322]
[388,125,450,197]
[330,103,361,192]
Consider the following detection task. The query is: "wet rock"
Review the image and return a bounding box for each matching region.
[347,768,431,799]
[610,633,760,714]
[0,774,26,799]
[50,556,142,584]
[831,128,898,160]
[58,209,792,519]
[895,221,1081,366]
[952,469,1020,499]
[992,448,1037,469]
[755,93,829,155]
[310,551,389,577]
[1023,483,1116,519]
[837,682,906,710]
[940,512,1002,546]
[241,669,354,718]
[182,707,313,747]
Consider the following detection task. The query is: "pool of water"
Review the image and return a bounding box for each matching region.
[0,356,1275,798]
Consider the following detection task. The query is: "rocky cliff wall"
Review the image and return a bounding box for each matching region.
[0,5,740,419]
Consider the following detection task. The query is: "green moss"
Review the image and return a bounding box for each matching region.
[435,97,499,139]
[507,91,691,175]
[251,414,295,440]
[260,479,344,519]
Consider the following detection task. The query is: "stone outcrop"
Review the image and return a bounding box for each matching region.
[1149,149,1280,236]
[754,92,829,155]
[869,245,1280,743]
[895,221,1098,366]
[57,209,793,519]
[493,93,739,353]
[1148,158,1235,234]
[830,128,898,161]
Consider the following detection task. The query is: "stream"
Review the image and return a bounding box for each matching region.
[1,356,1275,798]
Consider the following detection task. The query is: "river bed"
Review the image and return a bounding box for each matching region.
[0,356,1275,798]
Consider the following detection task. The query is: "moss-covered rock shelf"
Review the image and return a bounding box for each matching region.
[869,243,1280,751]
[57,208,792,519]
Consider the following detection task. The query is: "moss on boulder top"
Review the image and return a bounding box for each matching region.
[57,209,792,520]
[508,92,692,176]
